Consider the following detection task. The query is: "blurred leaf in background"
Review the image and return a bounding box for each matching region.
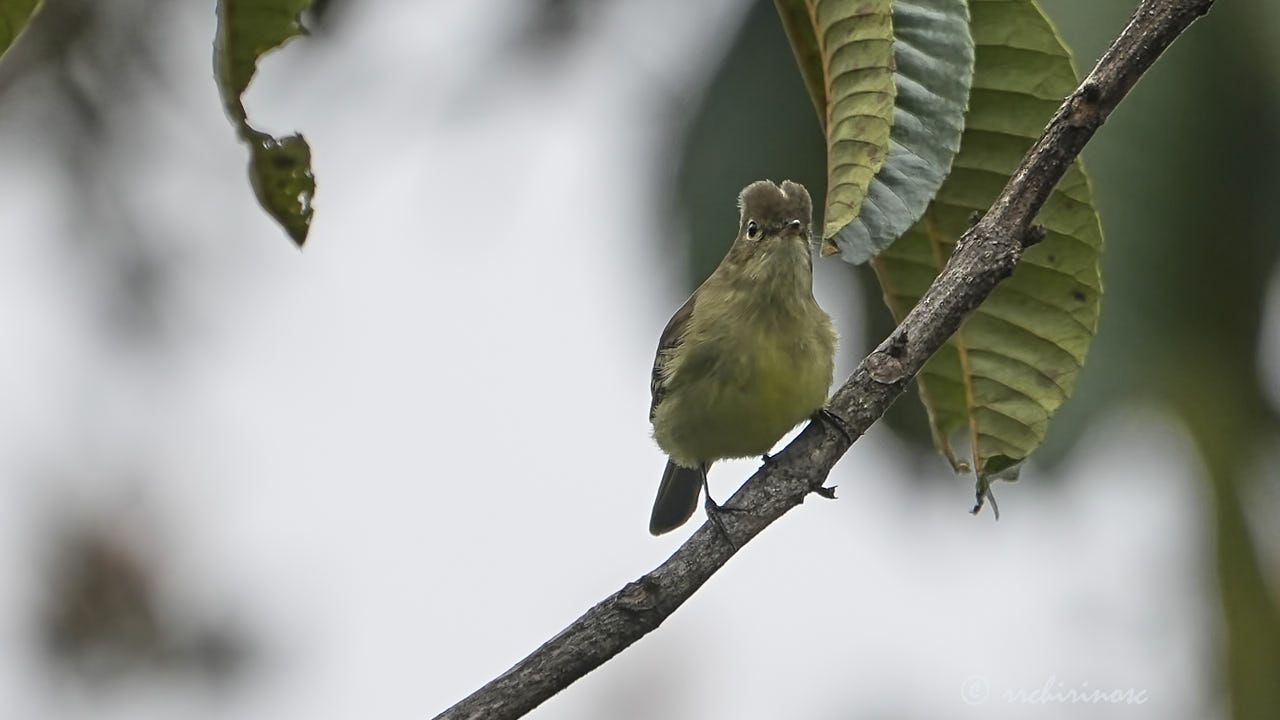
[0,0,177,344]
[674,0,827,287]
[1,0,259,696]
[41,513,250,685]
[1038,1,1280,716]
[43,522,163,675]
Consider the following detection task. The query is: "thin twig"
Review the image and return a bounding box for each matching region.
[434,1,1216,718]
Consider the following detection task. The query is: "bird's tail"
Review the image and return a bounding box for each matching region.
[649,460,705,535]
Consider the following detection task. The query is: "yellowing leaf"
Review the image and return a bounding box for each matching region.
[775,0,897,248]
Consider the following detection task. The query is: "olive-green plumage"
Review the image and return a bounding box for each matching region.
[648,180,837,535]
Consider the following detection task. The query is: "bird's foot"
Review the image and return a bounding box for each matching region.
[703,493,745,551]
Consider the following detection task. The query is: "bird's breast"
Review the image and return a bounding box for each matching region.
[652,300,836,464]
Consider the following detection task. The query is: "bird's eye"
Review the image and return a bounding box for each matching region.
[788,219,803,232]
[747,220,759,239]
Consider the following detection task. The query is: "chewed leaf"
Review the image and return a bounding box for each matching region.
[214,0,310,124]
[775,0,897,246]
[831,0,973,264]
[0,0,42,61]
[214,0,316,247]
[247,132,314,247]
[871,0,1103,502]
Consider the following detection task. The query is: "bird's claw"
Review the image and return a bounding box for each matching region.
[703,494,744,551]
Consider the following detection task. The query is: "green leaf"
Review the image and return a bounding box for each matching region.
[0,0,42,61]
[832,0,973,264]
[214,0,316,247]
[870,0,1103,498]
[245,132,314,246]
[774,0,897,246]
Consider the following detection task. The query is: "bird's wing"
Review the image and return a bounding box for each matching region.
[650,292,696,421]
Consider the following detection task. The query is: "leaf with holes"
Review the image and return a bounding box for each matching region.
[0,0,42,61]
[774,0,897,246]
[215,0,316,247]
[871,0,1103,510]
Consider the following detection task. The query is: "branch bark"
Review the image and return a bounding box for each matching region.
[434,1,1215,718]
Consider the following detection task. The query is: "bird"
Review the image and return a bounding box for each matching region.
[648,179,837,535]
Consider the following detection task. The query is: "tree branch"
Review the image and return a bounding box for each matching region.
[433,1,1215,718]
